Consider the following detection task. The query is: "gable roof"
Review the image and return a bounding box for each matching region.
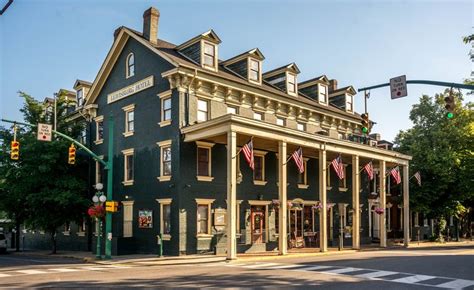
[73,79,92,90]
[298,75,330,88]
[176,29,222,51]
[263,63,301,78]
[221,48,265,66]
[329,86,357,96]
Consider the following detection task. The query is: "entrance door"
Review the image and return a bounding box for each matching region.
[289,208,303,239]
[371,206,380,239]
[251,207,265,244]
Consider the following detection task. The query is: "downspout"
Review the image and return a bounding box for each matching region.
[185,69,197,127]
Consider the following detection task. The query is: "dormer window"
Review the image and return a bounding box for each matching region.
[287,73,297,95]
[249,59,260,82]
[76,89,83,107]
[126,53,135,78]
[203,42,216,68]
[318,85,327,104]
[346,95,353,112]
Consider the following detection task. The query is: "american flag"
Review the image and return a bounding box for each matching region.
[414,171,421,186]
[364,161,374,180]
[331,155,344,180]
[241,138,254,170]
[291,147,304,174]
[390,166,401,185]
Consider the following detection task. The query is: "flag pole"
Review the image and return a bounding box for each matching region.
[232,136,253,159]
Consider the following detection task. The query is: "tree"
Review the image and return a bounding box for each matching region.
[0,91,89,253]
[393,90,474,238]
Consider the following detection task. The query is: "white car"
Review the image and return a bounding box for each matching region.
[0,233,6,254]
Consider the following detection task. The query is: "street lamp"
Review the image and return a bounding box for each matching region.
[92,183,106,259]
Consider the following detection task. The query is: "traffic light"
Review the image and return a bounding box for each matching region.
[105,201,118,213]
[10,141,19,160]
[361,113,370,134]
[68,144,76,164]
[444,92,455,119]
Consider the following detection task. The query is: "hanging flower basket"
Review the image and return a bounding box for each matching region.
[312,202,323,211]
[374,208,384,215]
[287,201,294,208]
[88,205,105,219]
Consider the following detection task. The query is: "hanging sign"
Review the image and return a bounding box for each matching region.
[390,75,408,99]
[37,123,52,142]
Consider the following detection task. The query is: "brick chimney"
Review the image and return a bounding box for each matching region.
[329,79,338,92]
[143,7,159,45]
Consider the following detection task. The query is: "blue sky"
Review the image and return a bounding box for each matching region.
[0,0,472,141]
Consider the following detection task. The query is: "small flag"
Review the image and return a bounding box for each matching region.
[390,166,401,185]
[331,155,344,180]
[291,147,304,174]
[241,138,254,170]
[364,161,374,180]
[414,171,421,186]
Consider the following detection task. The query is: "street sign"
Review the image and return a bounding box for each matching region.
[37,123,52,142]
[390,75,408,99]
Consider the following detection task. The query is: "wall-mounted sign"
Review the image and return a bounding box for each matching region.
[138,209,153,229]
[107,75,154,104]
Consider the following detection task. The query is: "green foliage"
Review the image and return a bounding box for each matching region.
[394,90,474,219]
[0,91,89,252]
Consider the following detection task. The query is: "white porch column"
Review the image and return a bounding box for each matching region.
[379,160,387,247]
[319,149,328,252]
[278,141,288,255]
[403,163,410,247]
[352,155,360,250]
[226,131,237,260]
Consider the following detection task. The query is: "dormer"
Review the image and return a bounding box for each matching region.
[298,75,330,105]
[177,29,222,72]
[328,80,357,113]
[263,63,300,96]
[221,48,265,85]
[73,79,92,108]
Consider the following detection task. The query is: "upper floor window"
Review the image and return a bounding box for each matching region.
[76,89,84,107]
[253,151,267,186]
[249,59,260,82]
[159,90,172,127]
[203,42,216,68]
[197,99,209,122]
[196,141,215,182]
[346,95,353,112]
[227,106,238,115]
[287,73,296,95]
[122,104,135,137]
[126,53,135,78]
[80,128,87,145]
[94,116,104,144]
[253,112,264,121]
[318,85,327,104]
[157,140,172,182]
[276,117,285,126]
[297,122,306,131]
[297,159,309,189]
[122,148,134,186]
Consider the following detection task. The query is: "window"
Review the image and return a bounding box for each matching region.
[157,198,172,240]
[287,73,296,94]
[122,148,134,186]
[95,156,104,185]
[203,42,216,68]
[80,128,87,145]
[162,98,171,121]
[338,165,348,191]
[253,151,267,186]
[94,116,104,144]
[195,198,215,236]
[326,162,333,190]
[276,117,285,126]
[196,141,215,182]
[197,99,209,122]
[249,59,260,82]
[63,223,71,235]
[253,112,263,121]
[318,85,327,104]
[346,95,353,112]
[123,201,134,237]
[126,53,135,78]
[297,159,309,189]
[158,140,172,182]
[227,106,238,114]
[78,219,86,236]
[297,122,305,131]
[76,89,84,107]
[122,104,135,137]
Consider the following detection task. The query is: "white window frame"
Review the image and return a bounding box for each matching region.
[346,94,354,113]
[122,148,134,186]
[201,41,218,71]
[318,84,327,104]
[122,201,134,237]
[297,122,306,131]
[157,140,172,182]
[196,141,215,182]
[159,90,172,127]
[276,117,285,126]
[253,150,268,186]
[77,219,86,236]
[286,72,297,96]
[76,89,84,107]
[94,115,104,145]
[63,222,71,236]
[126,53,135,78]
[227,106,238,115]
[326,162,333,190]
[248,58,261,84]
[297,158,309,189]
[338,164,348,191]
[253,111,264,121]
[95,155,104,185]
[156,198,172,240]
[122,104,135,137]
[197,99,209,122]
[195,198,215,238]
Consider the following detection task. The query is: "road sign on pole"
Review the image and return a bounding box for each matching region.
[390,75,408,99]
[37,123,52,141]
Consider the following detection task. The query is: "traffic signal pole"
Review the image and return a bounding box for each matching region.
[358,80,474,93]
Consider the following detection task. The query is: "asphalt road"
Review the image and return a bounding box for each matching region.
[0,245,473,289]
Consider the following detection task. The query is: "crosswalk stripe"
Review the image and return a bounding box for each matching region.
[243,263,279,268]
[48,268,81,272]
[79,266,111,271]
[296,265,334,271]
[16,270,48,275]
[0,273,12,277]
[323,267,362,274]
[435,279,474,289]
[391,275,436,284]
[356,270,398,278]
[264,264,303,269]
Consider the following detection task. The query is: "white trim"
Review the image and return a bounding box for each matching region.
[126,52,135,79]
[157,140,172,181]
[195,198,215,236]
[122,200,134,238]
[122,148,134,186]
[122,104,135,137]
[156,198,172,240]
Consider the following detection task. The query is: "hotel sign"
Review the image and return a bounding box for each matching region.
[107,75,154,104]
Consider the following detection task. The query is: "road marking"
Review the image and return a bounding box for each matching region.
[79,266,111,271]
[16,270,48,275]
[356,270,399,278]
[391,274,436,284]
[0,273,12,277]
[264,264,303,269]
[435,279,474,289]
[323,267,362,274]
[48,268,81,272]
[243,263,279,268]
[296,265,334,271]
